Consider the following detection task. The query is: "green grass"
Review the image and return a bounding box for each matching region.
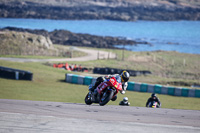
[0,55,67,59]
[0,61,86,102]
[0,45,87,59]
[53,47,200,88]
[0,60,200,110]
[2,46,199,88]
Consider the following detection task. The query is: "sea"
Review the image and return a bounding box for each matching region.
[0,18,200,54]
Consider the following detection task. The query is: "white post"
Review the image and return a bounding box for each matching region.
[97,51,99,60]
[183,59,186,66]
[15,71,19,80]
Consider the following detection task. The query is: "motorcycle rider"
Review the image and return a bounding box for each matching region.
[119,97,130,106]
[89,70,130,100]
[146,93,161,108]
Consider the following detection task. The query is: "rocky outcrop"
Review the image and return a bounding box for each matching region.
[0,30,56,55]
[1,30,53,48]
[49,30,146,48]
[1,27,150,48]
[0,0,200,21]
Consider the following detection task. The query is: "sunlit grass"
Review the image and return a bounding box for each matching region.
[0,60,200,110]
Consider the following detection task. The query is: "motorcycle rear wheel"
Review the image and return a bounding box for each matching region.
[85,93,93,105]
[99,89,114,106]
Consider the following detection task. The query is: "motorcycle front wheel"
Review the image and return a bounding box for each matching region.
[85,93,93,105]
[99,89,114,106]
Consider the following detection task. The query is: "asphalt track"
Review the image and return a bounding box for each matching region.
[1,48,200,132]
[0,99,200,133]
[0,48,116,62]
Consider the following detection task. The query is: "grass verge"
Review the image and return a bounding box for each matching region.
[55,47,200,88]
[0,60,200,110]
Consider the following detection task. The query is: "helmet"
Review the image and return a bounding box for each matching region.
[151,93,156,98]
[123,97,128,102]
[121,71,130,82]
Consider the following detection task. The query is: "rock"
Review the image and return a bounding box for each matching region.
[0,30,55,55]
[1,27,141,48]
[36,35,53,49]
[0,0,200,21]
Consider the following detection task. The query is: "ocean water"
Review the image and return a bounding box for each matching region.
[0,18,200,54]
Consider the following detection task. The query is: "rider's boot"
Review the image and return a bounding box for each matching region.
[88,84,97,97]
[90,81,99,92]
[88,80,102,97]
[94,89,98,96]
[88,85,93,98]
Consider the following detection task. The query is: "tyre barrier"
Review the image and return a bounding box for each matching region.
[0,66,33,80]
[65,74,96,86]
[93,67,151,76]
[127,82,200,98]
[65,73,200,98]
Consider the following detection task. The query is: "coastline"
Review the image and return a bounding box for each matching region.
[0,0,200,21]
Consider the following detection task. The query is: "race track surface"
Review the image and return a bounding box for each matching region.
[0,48,116,62]
[0,99,200,133]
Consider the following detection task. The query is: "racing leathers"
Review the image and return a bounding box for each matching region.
[146,96,161,108]
[119,100,130,106]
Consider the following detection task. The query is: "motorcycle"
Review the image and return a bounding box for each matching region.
[85,76,122,106]
[147,101,159,108]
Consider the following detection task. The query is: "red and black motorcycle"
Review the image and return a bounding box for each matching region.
[85,76,122,106]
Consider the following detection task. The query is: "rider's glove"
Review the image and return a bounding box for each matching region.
[120,90,125,94]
